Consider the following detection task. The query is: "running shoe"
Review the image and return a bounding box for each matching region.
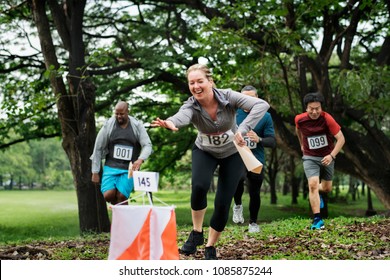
[233,204,244,223]
[204,246,218,260]
[248,222,260,233]
[310,218,325,230]
[320,195,324,209]
[180,230,204,255]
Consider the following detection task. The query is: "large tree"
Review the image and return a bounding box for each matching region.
[30,0,111,232]
[0,0,111,232]
[1,0,389,234]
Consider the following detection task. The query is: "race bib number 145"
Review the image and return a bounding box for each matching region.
[133,171,159,192]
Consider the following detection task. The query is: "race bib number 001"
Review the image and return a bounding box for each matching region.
[307,135,328,149]
[200,130,234,147]
[133,171,159,192]
[113,145,133,161]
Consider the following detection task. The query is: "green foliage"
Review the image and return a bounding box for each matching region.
[1,0,388,140]
[0,72,60,145]
[1,0,390,213]
[0,140,33,188]
[335,65,390,132]
[0,138,73,189]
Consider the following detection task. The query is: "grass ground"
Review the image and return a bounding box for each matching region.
[0,189,388,260]
[0,190,80,243]
[1,188,386,243]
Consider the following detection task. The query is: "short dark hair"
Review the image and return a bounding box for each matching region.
[241,85,257,95]
[303,92,324,107]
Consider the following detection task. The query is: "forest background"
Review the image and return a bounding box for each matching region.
[0,0,389,235]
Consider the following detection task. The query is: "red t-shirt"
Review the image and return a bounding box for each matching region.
[295,111,341,157]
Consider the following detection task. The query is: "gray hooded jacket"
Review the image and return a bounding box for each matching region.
[167,88,269,159]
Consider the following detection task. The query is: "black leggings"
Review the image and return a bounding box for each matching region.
[233,171,264,223]
[191,145,245,232]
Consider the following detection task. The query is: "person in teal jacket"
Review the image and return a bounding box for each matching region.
[232,86,276,233]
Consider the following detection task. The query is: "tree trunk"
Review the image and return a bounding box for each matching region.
[30,0,110,233]
[302,179,308,200]
[319,192,329,219]
[282,174,289,196]
[365,186,377,217]
[336,128,390,209]
[9,175,13,190]
[291,175,300,205]
[287,155,301,204]
[349,176,358,201]
[268,149,278,204]
[270,181,277,204]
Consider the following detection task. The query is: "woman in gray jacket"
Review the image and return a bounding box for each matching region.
[151,64,269,260]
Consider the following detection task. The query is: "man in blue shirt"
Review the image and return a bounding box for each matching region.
[232,86,276,233]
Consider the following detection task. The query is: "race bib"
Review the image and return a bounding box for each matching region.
[113,145,133,161]
[307,135,328,149]
[244,136,257,149]
[200,130,234,147]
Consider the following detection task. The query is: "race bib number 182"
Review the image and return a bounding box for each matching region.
[200,130,234,147]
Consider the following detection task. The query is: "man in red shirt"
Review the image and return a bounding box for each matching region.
[295,92,345,229]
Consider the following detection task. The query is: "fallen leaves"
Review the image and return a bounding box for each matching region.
[0,219,389,260]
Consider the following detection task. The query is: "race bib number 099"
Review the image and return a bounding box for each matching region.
[307,135,328,149]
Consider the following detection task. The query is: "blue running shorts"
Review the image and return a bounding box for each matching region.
[101,165,134,198]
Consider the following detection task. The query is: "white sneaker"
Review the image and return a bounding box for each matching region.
[248,223,260,233]
[232,204,244,224]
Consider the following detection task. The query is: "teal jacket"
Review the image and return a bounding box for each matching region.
[236,109,275,165]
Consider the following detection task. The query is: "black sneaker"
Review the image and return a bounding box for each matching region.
[204,246,218,260]
[180,230,204,255]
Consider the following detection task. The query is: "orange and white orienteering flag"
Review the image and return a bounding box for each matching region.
[108,205,179,260]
